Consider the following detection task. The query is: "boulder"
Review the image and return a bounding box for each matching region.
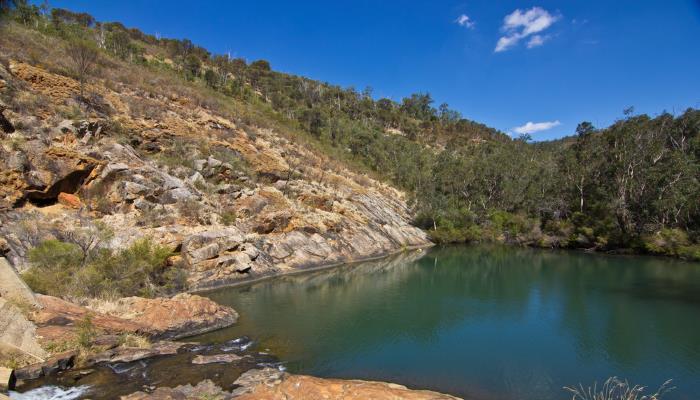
[33,295,148,343]
[0,367,15,390]
[206,156,222,168]
[193,159,207,171]
[95,294,238,340]
[120,181,149,200]
[100,162,129,179]
[159,187,195,204]
[13,350,76,380]
[187,172,205,185]
[0,298,46,365]
[0,257,40,308]
[181,229,245,266]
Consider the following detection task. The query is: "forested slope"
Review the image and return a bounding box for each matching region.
[2,2,699,260]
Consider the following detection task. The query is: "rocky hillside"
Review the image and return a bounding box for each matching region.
[0,51,429,291]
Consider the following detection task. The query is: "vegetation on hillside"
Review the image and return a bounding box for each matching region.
[22,237,186,299]
[2,1,699,259]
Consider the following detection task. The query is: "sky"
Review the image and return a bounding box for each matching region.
[47,0,700,140]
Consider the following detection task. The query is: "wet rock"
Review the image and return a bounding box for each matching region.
[86,341,183,366]
[14,350,76,380]
[191,353,247,365]
[121,379,232,400]
[231,368,286,396]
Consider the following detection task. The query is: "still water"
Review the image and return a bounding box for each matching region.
[196,245,700,399]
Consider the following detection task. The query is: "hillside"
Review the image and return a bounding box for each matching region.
[0,28,431,293]
[0,4,698,297]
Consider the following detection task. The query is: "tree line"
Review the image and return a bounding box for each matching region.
[2,2,699,258]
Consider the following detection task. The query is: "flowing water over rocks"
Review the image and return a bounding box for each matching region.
[10,337,281,400]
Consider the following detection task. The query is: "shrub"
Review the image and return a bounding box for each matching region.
[76,315,97,349]
[23,238,186,299]
[643,228,690,257]
[24,240,84,296]
[220,209,237,226]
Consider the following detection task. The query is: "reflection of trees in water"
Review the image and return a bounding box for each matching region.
[435,245,700,370]
[204,245,700,377]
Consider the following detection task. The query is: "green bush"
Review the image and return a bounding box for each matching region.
[23,238,186,299]
[23,240,84,295]
[428,225,483,244]
[220,209,237,226]
[643,228,690,256]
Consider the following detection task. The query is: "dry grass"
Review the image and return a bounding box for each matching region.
[564,377,674,400]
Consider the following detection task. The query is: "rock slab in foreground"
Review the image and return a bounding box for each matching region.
[96,293,239,340]
[122,368,462,400]
[33,294,238,342]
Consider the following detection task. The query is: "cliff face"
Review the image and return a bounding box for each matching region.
[0,60,430,290]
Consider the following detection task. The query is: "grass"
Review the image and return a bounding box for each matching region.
[564,377,674,400]
[118,333,152,349]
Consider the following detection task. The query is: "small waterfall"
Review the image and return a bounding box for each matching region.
[9,386,90,400]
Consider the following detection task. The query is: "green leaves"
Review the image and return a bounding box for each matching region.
[23,238,182,300]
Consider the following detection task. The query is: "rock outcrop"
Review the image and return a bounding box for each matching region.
[0,256,40,308]
[0,60,430,289]
[32,294,238,343]
[122,369,462,400]
[0,298,46,366]
[90,294,239,340]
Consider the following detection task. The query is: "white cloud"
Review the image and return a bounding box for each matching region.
[526,35,546,48]
[495,7,559,52]
[455,14,475,29]
[514,120,561,134]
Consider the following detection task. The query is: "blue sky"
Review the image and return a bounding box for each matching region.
[48,0,700,140]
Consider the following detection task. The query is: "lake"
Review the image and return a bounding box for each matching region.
[195,245,700,400]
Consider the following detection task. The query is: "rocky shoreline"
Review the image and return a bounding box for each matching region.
[0,56,449,398]
[2,248,467,400]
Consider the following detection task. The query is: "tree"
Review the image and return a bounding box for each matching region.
[183,54,201,79]
[250,59,271,71]
[204,69,218,88]
[401,93,435,120]
[576,121,595,137]
[66,39,99,97]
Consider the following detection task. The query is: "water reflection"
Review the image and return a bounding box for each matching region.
[197,245,700,400]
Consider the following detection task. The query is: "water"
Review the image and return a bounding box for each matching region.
[9,386,90,400]
[11,340,281,399]
[195,245,700,400]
